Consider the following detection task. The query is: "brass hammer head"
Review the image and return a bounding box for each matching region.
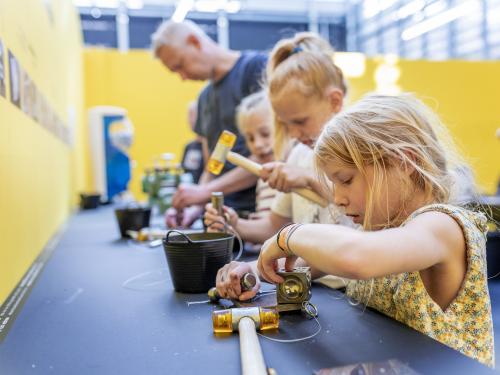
[212,307,279,333]
[206,130,237,175]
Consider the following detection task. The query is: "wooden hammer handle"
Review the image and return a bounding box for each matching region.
[227,152,328,208]
[238,317,267,375]
[227,151,263,175]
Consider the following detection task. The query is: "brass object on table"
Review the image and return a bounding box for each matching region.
[212,306,279,333]
[276,267,312,313]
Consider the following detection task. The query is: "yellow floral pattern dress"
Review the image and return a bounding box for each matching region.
[345,204,495,367]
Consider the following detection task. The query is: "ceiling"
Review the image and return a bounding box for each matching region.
[74,0,350,17]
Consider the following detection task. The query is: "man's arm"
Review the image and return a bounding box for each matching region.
[205,167,258,195]
[172,166,257,209]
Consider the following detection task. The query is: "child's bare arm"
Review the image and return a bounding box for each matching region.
[204,204,290,244]
[258,212,465,283]
[235,211,290,243]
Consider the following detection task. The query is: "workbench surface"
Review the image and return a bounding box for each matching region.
[0,207,498,375]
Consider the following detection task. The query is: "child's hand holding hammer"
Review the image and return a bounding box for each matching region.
[260,162,314,193]
[204,203,238,232]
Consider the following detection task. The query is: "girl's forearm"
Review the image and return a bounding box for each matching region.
[235,218,275,243]
[286,224,366,279]
[235,215,286,243]
[250,257,324,280]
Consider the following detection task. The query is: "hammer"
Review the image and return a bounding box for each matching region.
[213,307,279,375]
[207,131,328,208]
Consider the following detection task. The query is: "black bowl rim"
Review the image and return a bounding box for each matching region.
[163,231,234,244]
[115,207,152,213]
[80,192,101,197]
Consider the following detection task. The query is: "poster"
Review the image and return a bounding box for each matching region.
[33,85,42,123]
[21,69,30,115]
[28,80,36,119]
[8,50,20,108]
[0,39,5,98]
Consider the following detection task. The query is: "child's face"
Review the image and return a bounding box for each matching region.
[322,161,404,229]
[241,107,274,163]
[272,89,336,148]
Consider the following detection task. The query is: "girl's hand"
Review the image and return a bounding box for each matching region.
[260,162,312,193]
[204,203,238,232]
[216,261,260,301]
[257,236,298,284]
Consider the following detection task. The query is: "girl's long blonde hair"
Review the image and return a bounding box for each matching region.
[314,93,474,230]
[265,32,346,159]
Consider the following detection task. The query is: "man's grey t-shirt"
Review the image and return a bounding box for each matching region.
[195,51,267,212]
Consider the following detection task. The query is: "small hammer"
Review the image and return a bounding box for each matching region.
[207,131,328,208]
[213,307,279,375]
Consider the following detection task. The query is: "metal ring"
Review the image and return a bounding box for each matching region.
[302,301,318,318]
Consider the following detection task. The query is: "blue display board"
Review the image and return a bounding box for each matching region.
[103,115,131,200]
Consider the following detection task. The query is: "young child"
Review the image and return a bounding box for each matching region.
[205,90,277,234]
[205,32,352,242]
[221,94,494,367]
[236,91,277,219]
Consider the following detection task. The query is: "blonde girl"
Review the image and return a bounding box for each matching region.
[254,94,494,366]
[206,33,352,254]
[259,31,346,199]
[205,91,277,236]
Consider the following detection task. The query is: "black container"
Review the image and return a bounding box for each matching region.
[486,231,500,279]
[163,230,234,293]
[114,207,152,238]
[80,193,101,209]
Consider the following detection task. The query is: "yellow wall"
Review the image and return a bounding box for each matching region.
[344,57,500,194]
[0,30,497,306]
[84,49,205,200]
[0,1,85,305]
[84,50,499,199]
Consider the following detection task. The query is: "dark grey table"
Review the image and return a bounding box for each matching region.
[0,207,497,374]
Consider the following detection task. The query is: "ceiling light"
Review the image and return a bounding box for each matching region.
[225,1,241,13]
[127,0,143,10]
[401,0,480,41]
[94,0,119,8]
[363,0,397,19]
[194,0,219,12]
[73,0,93,6]
[397,0,425,20]
[333,52,366,78]
[172,0,194,22]
[194,0,241,13]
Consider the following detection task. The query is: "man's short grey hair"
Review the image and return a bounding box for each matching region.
[151,20,206,57]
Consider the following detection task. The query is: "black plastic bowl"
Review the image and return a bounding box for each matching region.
[114,207,151,238]
[80,193,101,210]
[163,230,234,293]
